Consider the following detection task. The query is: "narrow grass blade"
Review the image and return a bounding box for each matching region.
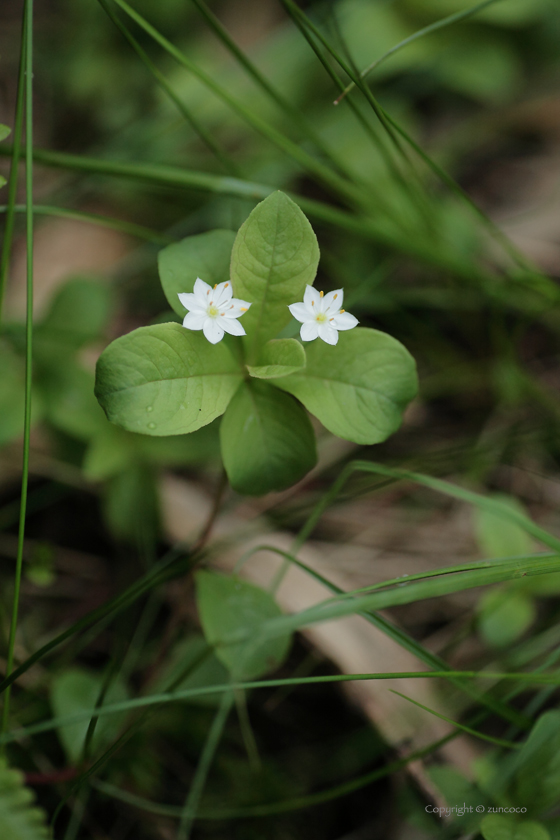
[389,689,519,749]
[4,669,560,747]
[0,7,26,324]
[97,0,241,177]
[335,0,504,103]
[0,204,172,244]
[177,690,233,840]
[110,0,366,209]
[1,0,34,742]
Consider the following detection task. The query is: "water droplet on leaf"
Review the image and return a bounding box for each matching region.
[148,422,156,430]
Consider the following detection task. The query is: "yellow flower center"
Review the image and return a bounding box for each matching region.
[316,312,327,323]
[208,304,219,318]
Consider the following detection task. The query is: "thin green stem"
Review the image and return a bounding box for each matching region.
[3,670,560,746]
[389,689,519,749]
[1,0,33,743]
[190,0,352,182]
[334,0,504,103]
[0,6,27,324]
[96,0,241,177]
[177,690,234,840]
[0,204,172,244]
[110,0,368,210]
[0,546,192,696]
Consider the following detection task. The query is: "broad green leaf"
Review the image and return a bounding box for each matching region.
[50,668,128,764]
[0,124,11,142]
[83,425,135,481]
[230,191,319,360]
[95,322,243,436]
[84,421,221,481]
[509,711,560,815]
[247,338,306,379]
[481,815,550,840]
[275,327,417,445]
[474,494,533,558]
[38,277,112,348]
[220,379,317,495]
[477,588,535,648]
[153,635,229,706]
[0,175,6,189]
[0,343,34,445]
[40,362,107,441]
[196,571,292,680]
[158,229,236,317]
[103,464,160,544]
[0,758,49,840]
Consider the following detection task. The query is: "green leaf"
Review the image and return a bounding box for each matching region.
[154,636,229,707]
[50,668,128,764]
[95,322,243,436]
[477,588,535,648]
[275,327,418,445]
[0,175,6,189]
[41,362,107,441]
[220,379,317,495]
[0,342,36,446]
[83,425,135,481]
[0,758,49,840]
[481,815,550,840]
[196,571,292,680]
[158,229,236,317]
[247,338,306,379]
[230,191,319,360]
[0,124,11,142]
[509,711,560,815]
[103,464,160,544]
[474,494,533,558]
[38,277,112,348]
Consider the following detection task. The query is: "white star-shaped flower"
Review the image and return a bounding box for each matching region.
[178,278,251,344]
[288,286,358,345]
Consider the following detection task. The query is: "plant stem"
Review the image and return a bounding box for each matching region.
[1,0,34,743]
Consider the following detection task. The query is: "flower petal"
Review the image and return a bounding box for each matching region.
[182,311,206,330]
[300,321,319,342]
[288,302,311,323]
[220,316,246,336]
[202,318,225,344]
[303,285,321,311]
[322,288,343,312]
[223,298,251,318]
[178,292,205,313]
[318,323,339,345]
[213,281,233,307]
[332,311,359,331]
[194,277,212,300]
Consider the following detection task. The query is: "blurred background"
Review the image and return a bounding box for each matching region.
[1,1,560,837]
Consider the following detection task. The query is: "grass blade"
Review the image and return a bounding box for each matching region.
[1,0,34,743]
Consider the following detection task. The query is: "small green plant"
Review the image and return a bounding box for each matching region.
[95,191,418,495]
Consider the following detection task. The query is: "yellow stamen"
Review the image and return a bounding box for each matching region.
[230,305,234,309]
[334,294,338,299]
[213,283,217,289]
[320,290,324,297]
[225,283,229,288]
[240,307,247,312]
[329,317,334,321]
[221,313,225,316]
[340,309,345,313]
